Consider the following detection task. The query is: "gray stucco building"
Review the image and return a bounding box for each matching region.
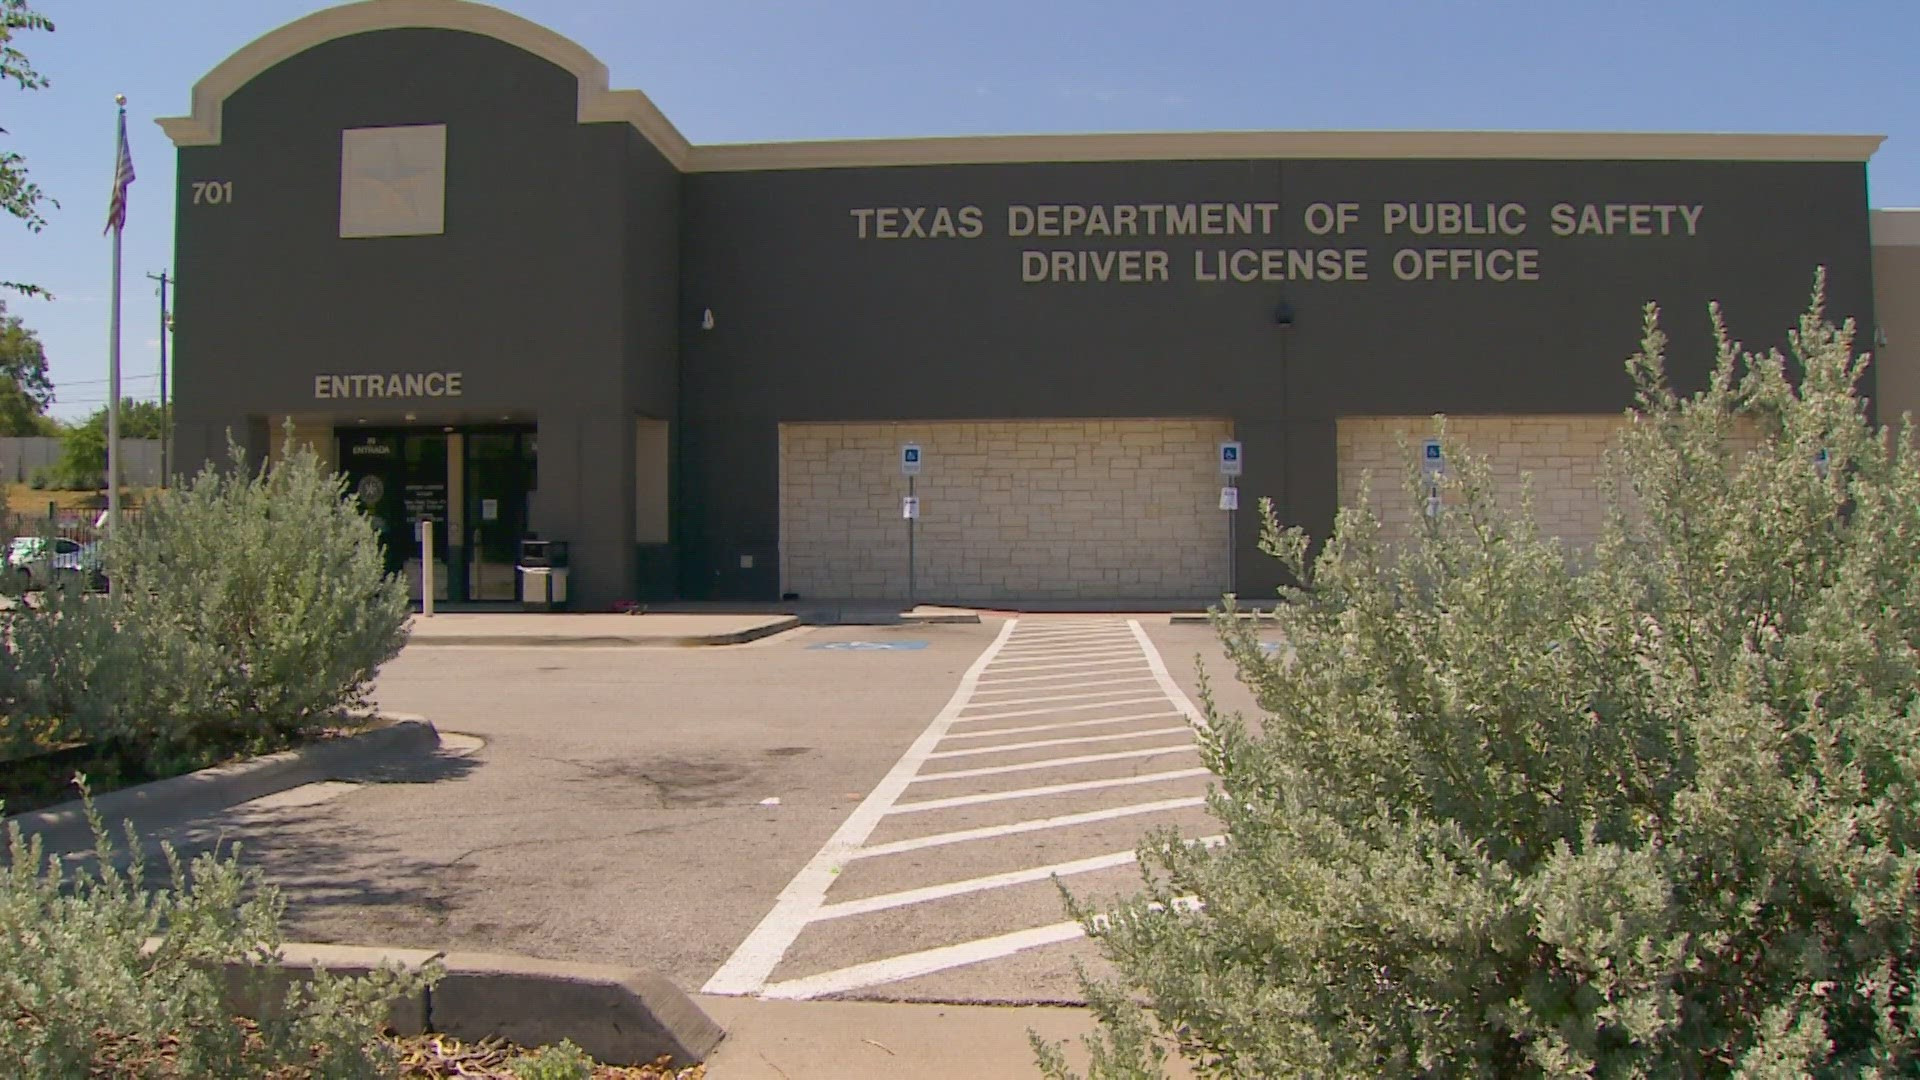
[160,0,1905,611]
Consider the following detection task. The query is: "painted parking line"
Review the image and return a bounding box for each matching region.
[994,637,1138,656]
[971,672,1157,691]
[973,658,1148,680]
[816,833,1227,922]
[849,796,1208,859]
[987,646,1144,665]
[955,686,1160,710]
[949,696,1171,723]
[758,922,1089,1001]
[911,744,1198,783]
[924,726,1195,759]
[885,767,1212,814]
[702,618,1020,997]
[708,616,1213,1001]
[939,710,1188,740]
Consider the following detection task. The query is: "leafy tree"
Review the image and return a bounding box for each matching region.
[48,399,167,488]
[0,297,52,433]
[80,397,167,440]
[53,415,103,489]
[1041,272,1920,1077]
[1,1,54,299]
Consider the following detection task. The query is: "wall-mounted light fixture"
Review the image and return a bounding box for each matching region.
[701,308,716,330]
[1274,299,1295,327]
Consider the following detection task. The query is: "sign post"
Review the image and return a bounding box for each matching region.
[901,443,922,606]
[1219,441,1243,595]
[419,518,434,618]
[1422,437,1445,518]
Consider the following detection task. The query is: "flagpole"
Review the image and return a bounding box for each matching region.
[106,94,126,586]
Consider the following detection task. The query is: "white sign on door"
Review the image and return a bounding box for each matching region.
[481,498,499,522]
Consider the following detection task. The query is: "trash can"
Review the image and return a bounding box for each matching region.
[517,538,569,612]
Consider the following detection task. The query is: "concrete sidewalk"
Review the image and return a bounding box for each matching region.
[698,995,1199,1079]
[403,612,803,647]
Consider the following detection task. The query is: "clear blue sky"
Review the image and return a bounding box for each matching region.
[3,0,1916,421]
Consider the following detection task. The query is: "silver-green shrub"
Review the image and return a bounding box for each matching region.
[28,435,413,762]
[0,785,439,1076]
[0,567,133,760]
[1042,274,1920,1077]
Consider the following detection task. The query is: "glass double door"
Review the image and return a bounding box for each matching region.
[337,426,535,604]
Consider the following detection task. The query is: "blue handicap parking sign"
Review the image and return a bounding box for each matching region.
[808,640,929,651]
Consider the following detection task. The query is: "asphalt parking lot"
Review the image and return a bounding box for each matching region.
[53,616,1268,1005]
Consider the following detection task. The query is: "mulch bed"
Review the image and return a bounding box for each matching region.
[0,739,186,817]
[393,1031,705,1078]
[84,1020,704,1077]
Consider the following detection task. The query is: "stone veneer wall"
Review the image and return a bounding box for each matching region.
[780,418,1233,601]
[1338,415,1625,551]
[1337,414,1772,552]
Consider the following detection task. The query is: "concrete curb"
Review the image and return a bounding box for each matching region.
[1169,611,1277,624]
[205,941,723,1067]
[2,715,440,841]
[406,616,802,648]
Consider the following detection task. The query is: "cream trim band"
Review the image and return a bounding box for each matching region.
[156,0,1885,172]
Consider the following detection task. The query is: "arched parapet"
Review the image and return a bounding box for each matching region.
[156,0,691,167]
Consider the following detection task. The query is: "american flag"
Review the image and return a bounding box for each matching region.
[104,107,135,234]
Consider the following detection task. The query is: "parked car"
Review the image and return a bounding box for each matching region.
[7,536,108,592]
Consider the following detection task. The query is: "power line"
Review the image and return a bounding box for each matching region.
[56,372,160,387]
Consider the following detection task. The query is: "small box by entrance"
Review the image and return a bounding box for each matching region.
[517,538,569,611]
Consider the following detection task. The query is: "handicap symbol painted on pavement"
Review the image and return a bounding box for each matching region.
[807,640,930,651]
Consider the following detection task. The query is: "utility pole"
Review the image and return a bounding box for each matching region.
[146,270,170,487]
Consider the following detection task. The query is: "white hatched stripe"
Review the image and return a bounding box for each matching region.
[818,836,1222,921]
[913,743,1195,782]
[974,659,1148,680]
[1128,620,1210,733]
[952,696,1170,723]
[851,796,1206,859]
[939,711,1186,740]
[759,922,1087,1000]
[996,635,1138,654]
[972,675,1158,696]
[888,768,1210,814]
[1002,630,1136,646]
[958,686,1159,710]
[990,647,1144,667]
[703,618,1020,996]
[927,726,1193,759]
[813,849,1141,920]
[973,667,1150,687]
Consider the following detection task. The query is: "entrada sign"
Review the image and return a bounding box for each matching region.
[314,371,463,399]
